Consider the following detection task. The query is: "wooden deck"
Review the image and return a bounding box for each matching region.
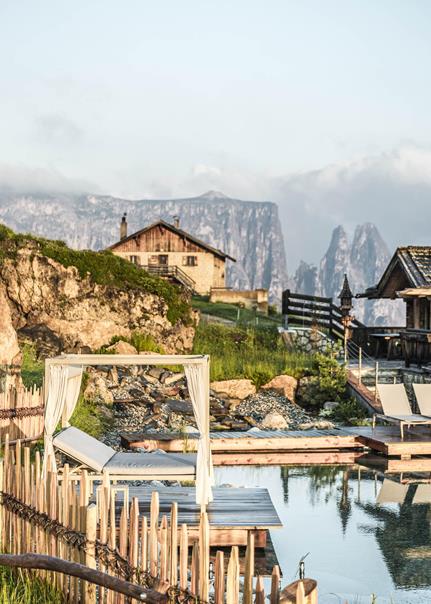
[350,426,431,458]
[97,486,282,548]
[121,428,362,464]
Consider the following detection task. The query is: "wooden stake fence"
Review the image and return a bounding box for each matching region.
[0,439,318,603]
[0,384,43,442]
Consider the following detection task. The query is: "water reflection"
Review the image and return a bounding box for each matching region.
[215,464,431,603]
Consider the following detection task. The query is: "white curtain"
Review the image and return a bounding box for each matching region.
[185,359,214,506]
[43,364,83,475]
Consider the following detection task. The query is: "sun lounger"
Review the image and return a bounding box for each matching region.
[374,384,431,439]
[376,478,408,505]
[412,383,431,417]
[413,484,431,504]
[53,426,196,480]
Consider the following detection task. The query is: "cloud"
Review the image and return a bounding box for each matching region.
[0,163,97,195]
[34,114,84,145]
[271,145,431,269]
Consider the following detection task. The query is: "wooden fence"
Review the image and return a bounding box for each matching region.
[0,384,43,442]
[0,439,318,603]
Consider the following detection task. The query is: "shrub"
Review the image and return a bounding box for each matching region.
[106,332,165,354]
[298,350,347,408]
[20,344,44,388]
[328,398,368,425]
[0,566,65,603]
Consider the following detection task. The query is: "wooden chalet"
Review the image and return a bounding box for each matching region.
[359,246,431,365]
[108,216,236,295]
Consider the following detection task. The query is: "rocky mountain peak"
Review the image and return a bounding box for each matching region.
[292,222,405,325]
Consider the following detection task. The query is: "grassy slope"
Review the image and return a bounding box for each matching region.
[192,321,315,386]
[192,296,282,328]
[0,224,190,325]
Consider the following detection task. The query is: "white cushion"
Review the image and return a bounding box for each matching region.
[105,451,196,476]
[53,426,115,472]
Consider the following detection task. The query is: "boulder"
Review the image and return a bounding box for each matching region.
[210,379,256,401]
[154,399,194,416]
[107,340,138,355]
[261,375,298,402]
[261,412,289,430]
[83,374,114,404]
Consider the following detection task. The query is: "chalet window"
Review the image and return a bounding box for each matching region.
[183,255,198,267]
[129,255,139,265]
[155,243,161,252]
[158,255,168,265]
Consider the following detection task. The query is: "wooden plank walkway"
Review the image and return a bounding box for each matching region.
[121,428,362,456]
[347,426,431,458]
[95,486,282,548]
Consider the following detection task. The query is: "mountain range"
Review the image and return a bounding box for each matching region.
[291,223,405,325]
[0,190,288,303]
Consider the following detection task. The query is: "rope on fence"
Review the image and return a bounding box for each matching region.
[0,406,44,419]
[1,491,201,603]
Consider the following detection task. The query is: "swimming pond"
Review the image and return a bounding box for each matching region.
[214,465,431,604]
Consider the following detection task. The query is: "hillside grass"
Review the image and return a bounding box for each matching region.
[192,296,282,328]
[0,224,190,325]
[192,322,315,385]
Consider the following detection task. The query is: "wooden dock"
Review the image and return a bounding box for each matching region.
[121,428,363,466]
[350,426,431,459]
[102,486,282,548]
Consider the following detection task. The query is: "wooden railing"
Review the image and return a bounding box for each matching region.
[282,290,351,340]
[0,439,318,603]
[142,265,196,292]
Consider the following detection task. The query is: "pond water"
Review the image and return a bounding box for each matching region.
[214,465,431,604]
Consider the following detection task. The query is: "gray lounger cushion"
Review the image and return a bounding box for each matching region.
[53,426,115,472]
[105,451,196,476]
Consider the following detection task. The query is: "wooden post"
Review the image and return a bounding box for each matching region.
[160,515,168,584]
[214,550,224,604]
[179,524,188,591]
[190,541,199,596]
[358,347,362,385]
[375,361,379,401]
[149,491,159,578]
[255,576,265,604]
[296,581,306,604]
[244,532,255,604]
[85,503,97,603]
[270,565,280,604]
[169,502,178,586]
[226,546,239,604]
[140,516,148,573]
[199,511,210,602]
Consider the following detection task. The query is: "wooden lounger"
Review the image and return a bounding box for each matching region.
[53,426,197,481]
[374,384,431,440]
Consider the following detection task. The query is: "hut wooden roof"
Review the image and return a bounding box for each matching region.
[358,246,431,299]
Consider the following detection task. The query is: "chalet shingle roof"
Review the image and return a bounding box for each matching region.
[357,246,431,299]
[108,219,236,262]
[397,247,431,287]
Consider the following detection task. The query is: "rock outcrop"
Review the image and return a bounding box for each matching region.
[0,239,196,361]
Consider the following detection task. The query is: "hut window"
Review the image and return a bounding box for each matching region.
[158,255,168,265]
[183,256,198,267]
[129,255,139,265]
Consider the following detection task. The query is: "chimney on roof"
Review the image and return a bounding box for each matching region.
[173,215,180,229]
[120,213,128,240]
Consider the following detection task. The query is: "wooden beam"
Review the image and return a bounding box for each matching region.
[0,553,168,602]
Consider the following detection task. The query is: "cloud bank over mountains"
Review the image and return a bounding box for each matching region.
[1,144,431,269]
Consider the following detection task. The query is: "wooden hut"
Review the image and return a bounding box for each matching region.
[359,246,431,365]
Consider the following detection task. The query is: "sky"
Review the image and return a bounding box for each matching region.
[1,0,431,268]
